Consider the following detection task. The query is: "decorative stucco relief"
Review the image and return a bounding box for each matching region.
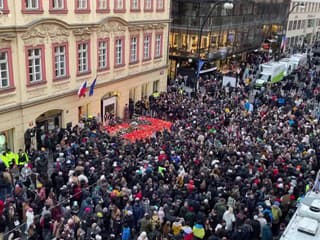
[21,24,70,44]
[0,33,16,45]
[97,21,127,37]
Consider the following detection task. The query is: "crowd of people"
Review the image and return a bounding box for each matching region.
[0,55,320,240]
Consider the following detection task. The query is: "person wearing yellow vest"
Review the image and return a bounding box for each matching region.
[152,91,160,98]
[6,149,17,168]
[1,150,15,168]
[16,149,29,166]
[0,152,9,168]
[305,183,310,193]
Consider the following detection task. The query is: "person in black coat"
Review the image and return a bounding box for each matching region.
[251,217,261,240]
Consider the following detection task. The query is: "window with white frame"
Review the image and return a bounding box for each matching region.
[26,0,39,9]
[0,51,9,88]
[155,34,162,57]
[78,43,88,73]
[143,35,151,59]
[131,0,138,9]
[98,41,108,69]
[115,0,124,9]
[115,39,123,65]
[130,37,138,62]
[54,45,66,78]
[0,0,4,9]
[145,0,152,9]
[98,0,108,9]
[77,0,87,9]
[28,48,42,82]
[53,0,64,9]
[156,0,163,9]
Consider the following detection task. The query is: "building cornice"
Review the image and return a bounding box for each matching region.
[0,64,168,114]
[0,18,170,33]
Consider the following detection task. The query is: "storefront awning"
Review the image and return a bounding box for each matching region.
[199,67,218,74]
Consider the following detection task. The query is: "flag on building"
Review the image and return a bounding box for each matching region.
[77,81,87,97]
[280,36,287,51]
[89,78,97,96]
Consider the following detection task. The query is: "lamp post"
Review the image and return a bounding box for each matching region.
[279,1,305,55]
[195,0,234,92]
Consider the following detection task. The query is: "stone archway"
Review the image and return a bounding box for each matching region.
[34,109,63,150]
[35,109,63,132]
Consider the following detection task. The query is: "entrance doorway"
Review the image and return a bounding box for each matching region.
[36,109,62,131]
[101,96,117,123]
[35,109,63,150]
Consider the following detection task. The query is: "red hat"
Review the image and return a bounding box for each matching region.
[290,195,296,201]
[84,207,91,213]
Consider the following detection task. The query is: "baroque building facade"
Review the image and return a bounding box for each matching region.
[0,0,169,152]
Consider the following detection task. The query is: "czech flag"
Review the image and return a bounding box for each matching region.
[77,81,87,97]
[281,36,286,51]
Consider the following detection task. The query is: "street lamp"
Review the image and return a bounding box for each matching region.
[279,1,305,54]
[195,0,234,92]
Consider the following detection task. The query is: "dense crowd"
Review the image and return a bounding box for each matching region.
[0,56,320,240]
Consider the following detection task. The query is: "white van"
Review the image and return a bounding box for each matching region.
[290,53,307,69]
[279,58,295,75]
[256,62,287,85]
[280,171,320,240]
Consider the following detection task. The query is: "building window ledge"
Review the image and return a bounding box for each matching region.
[129,61,139,65]
[97,67,110,72]
[76,71,92,77]
[49,9,68,14]
[154,56,163,60]
[114,64,126,69]
[74,9,91,14]
[22,9,44,14]
[0,87,16,94]
[0,9,9,14]
[114,9,126,13]
[96,9,110,13]
[53,75,70,82]
[27,81,47,88]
